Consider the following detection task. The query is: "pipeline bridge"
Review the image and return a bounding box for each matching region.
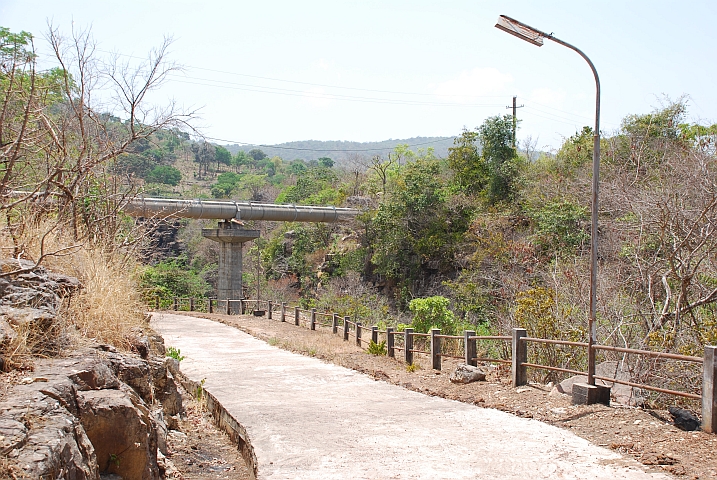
[124,197,359,307]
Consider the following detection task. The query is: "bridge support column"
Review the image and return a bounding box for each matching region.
[202,222,260,309]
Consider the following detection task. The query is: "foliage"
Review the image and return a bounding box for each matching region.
[165,346,185,362]
[366,339,387,356]
[408,296,463,335]
[528,200,589,256]
[479,115,520,203]
[145,165,182,186]
[140,256,212,302]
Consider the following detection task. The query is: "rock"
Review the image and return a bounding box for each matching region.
[149,358,183,417]
[0,418,28,454]
[557,361,645,406]
[77,388,160,480]
[105,351,153,403]
[153,410,169,455]
[0,379,98,479]
[68,360,121,391]
[668,406,701,431]
[0,317,17,348]
[449,364,487,384]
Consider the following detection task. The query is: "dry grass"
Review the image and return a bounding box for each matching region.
[0,220,148,363]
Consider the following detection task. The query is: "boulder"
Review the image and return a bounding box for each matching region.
[449,364,487,384]
[77,388,160,480]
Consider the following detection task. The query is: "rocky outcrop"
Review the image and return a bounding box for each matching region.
[0,345,182,479]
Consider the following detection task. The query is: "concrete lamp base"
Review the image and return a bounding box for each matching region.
[572,383,610,405]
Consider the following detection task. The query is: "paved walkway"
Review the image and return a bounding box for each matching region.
[151,313,669,480]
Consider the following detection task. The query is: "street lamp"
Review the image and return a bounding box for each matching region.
[496,15,601,386]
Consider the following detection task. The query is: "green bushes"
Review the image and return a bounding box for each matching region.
[408,296,465,335]
[139,256,212,305]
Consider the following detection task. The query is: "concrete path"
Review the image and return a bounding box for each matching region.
[152,313,669,480]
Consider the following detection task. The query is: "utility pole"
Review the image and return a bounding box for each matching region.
[506,95,524,148]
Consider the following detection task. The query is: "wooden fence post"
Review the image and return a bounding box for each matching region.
[431,328,441,370]
[155,297,160,310]
[343,316,350,341]
[208,298,213,314]
[311,308,316,331]
[173,297,178,311]
[512,328,528,387]
[371,326,378,344]
[226,299,231,315]
[356,322,362,347]
[464,330,476,366]
[240,299,246,315]
[268,301,273,319]
[294,306,300,326]
[189,298,195,312]
[387,327,395,357]
[281,303,286,322]
[404,328,414,365]
[332,313,338,334]
[703,345,717,434]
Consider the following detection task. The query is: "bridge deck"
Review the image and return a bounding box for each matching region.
[151,313,668,480]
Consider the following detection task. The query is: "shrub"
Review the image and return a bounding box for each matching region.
[408,296,462,335]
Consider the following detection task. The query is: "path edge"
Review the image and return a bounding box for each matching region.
[174,365,259,479]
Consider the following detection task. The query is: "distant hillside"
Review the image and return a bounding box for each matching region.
[221,137,456,165]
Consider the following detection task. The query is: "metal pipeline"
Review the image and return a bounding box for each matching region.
[123,197,359,223]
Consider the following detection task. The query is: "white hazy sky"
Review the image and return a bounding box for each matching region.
[2,0,715,152]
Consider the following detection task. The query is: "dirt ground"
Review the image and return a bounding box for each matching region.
[184,311,717,480]
[163,385,252,479]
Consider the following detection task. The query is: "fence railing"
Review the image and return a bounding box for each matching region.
[158,296,717,433]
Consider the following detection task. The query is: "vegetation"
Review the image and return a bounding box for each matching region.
[2,22,715,401]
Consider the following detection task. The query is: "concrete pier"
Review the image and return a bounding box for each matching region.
[202,221,259,302]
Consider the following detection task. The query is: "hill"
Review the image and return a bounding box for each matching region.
[221,136,456,165]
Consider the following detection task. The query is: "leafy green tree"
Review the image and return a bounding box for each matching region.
[210,172,243,198]
[447,129,487,194]
[248,148,267,161]
[318,157,334,168]
[478,114,519,203]
[215,145,232,167]
[145,165,182,186]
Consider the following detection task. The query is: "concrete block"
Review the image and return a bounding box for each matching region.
[572,382,610,405]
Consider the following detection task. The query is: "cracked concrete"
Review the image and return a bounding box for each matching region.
[151,313,671,480]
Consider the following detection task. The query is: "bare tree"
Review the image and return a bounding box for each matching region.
[0,24,197,273]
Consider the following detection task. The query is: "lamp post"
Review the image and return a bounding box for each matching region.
[496,15,601,386]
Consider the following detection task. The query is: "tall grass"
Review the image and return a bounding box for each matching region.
[0,221,148,366]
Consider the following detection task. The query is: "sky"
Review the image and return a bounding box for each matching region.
[2,0,715,152]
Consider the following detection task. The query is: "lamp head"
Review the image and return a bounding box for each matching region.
[495,15,544,47]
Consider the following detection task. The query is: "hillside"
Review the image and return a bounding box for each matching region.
[221,136,456,165]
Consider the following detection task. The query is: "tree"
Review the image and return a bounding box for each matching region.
[145,165,181,186]
[447,129,487,194]
[369,154,394,195]
[215,145,232,169]
[318,157,334,168]
[478,115,519,203]
[248,148,267,161]
[0,24,195,272]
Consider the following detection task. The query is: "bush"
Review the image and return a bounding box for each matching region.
[408,296,463,335]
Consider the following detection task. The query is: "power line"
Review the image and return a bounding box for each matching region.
[168,75,505,108]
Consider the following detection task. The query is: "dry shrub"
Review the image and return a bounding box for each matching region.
[0,220,147,356]
[59,247,147,350]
